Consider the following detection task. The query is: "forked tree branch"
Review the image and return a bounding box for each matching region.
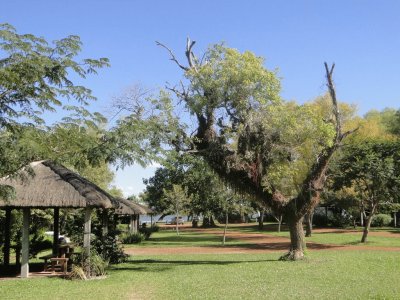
[156,41,188,71]
[324,62,341,142]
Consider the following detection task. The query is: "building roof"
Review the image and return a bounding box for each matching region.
[115,198,153,215]
[0,160,116,208]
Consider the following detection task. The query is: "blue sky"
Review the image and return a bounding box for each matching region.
[3,0,400,196]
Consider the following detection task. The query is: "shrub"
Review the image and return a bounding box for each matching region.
[313,214,328,227]
[93,232,127,264]
[330,214,353,228]
[29,233,52,258]
[371,214,392,227]
[69,250,108,280]
[138,226,158,240]
[122,233,144,244]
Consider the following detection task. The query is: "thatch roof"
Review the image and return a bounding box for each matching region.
[0,160,116,208]
[115,198,153,215]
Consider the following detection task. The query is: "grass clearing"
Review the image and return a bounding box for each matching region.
[228,223,400,248]
[123,229,246,248]
[2,251,400,299]
[3,226,400,299]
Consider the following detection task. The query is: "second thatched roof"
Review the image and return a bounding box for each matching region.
[115,198,153,215]
[0,160,116,209]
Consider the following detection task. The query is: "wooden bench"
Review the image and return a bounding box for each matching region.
[39,254,55,272]
[39,254,69,273]
[50,257,69,274]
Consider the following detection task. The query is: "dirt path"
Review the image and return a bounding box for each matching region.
[124,226,400,256]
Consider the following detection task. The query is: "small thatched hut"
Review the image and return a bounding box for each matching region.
[115,198,153,233]
[0,160,116,278]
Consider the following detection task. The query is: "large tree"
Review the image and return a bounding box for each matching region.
[0,23,109,192]
[157,40,356,260]
[331,141,400,242]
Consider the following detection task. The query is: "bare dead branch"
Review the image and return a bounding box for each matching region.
[185,37,198,72]
[340,126,360,141]
[156,41,188,71]
[324,62,341,142]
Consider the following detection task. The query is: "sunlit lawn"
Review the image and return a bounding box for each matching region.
[228,223,400,248]
[2,251,400,300]
[123,230,224,248]
[3,225,400,299]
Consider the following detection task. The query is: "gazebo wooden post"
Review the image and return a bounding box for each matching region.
[129,215,134,234]
[136,215,140,231]
[21,208,30,278]
[83,207,92,277]
[52,208,60,256]
[83,207,92,256]
[3,208,11,266]
[102,209,108,236]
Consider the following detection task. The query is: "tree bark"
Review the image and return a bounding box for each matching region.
[277,215,283,233]
[280,217,305,261]
[360,210,364,227]
[361,206,376,243]
[305,211,314,237]
[258,210,264,230]
[222,211,228,246]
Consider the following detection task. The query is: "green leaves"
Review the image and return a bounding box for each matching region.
[185,44,281,121]
[332,141,400,206]
[0,23,109,128]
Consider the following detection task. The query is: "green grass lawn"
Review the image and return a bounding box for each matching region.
[3,226,400,299]
[2,251,400,299]
[228,223,400,248]
[123,230,246,248]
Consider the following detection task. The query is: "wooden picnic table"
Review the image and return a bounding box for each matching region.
[39,243,75,273]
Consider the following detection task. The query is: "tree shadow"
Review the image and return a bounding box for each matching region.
[0,262,44,278]
[108,258,279,273]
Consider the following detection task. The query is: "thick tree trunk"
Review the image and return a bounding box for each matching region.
[393,212,397,228]
[176,215,179,236]
[360,211,364,227]
[277,215,282,233]
[273,214,283,233]
[280,217,305,261]
[305,212,314,237]
[258,210,264,230]
[361,206,376,243]
[222,212,228,246]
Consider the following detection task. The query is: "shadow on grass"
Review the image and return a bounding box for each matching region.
[109,258,279,273]
[149,235,221,244]
[228,224,289,233]
[0,262,44,278]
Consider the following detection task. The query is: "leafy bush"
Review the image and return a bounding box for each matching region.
[29,234,52,258]
[313,214,328,227]
[122,232,144,244]
[93,232,127,264]
[330,214,353,228]
[138,226,158,240]
[371,214,392,227]
[69,250,108,280]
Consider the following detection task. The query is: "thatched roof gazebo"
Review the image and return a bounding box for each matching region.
[0,160,117,278]
[115,198,153,234]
